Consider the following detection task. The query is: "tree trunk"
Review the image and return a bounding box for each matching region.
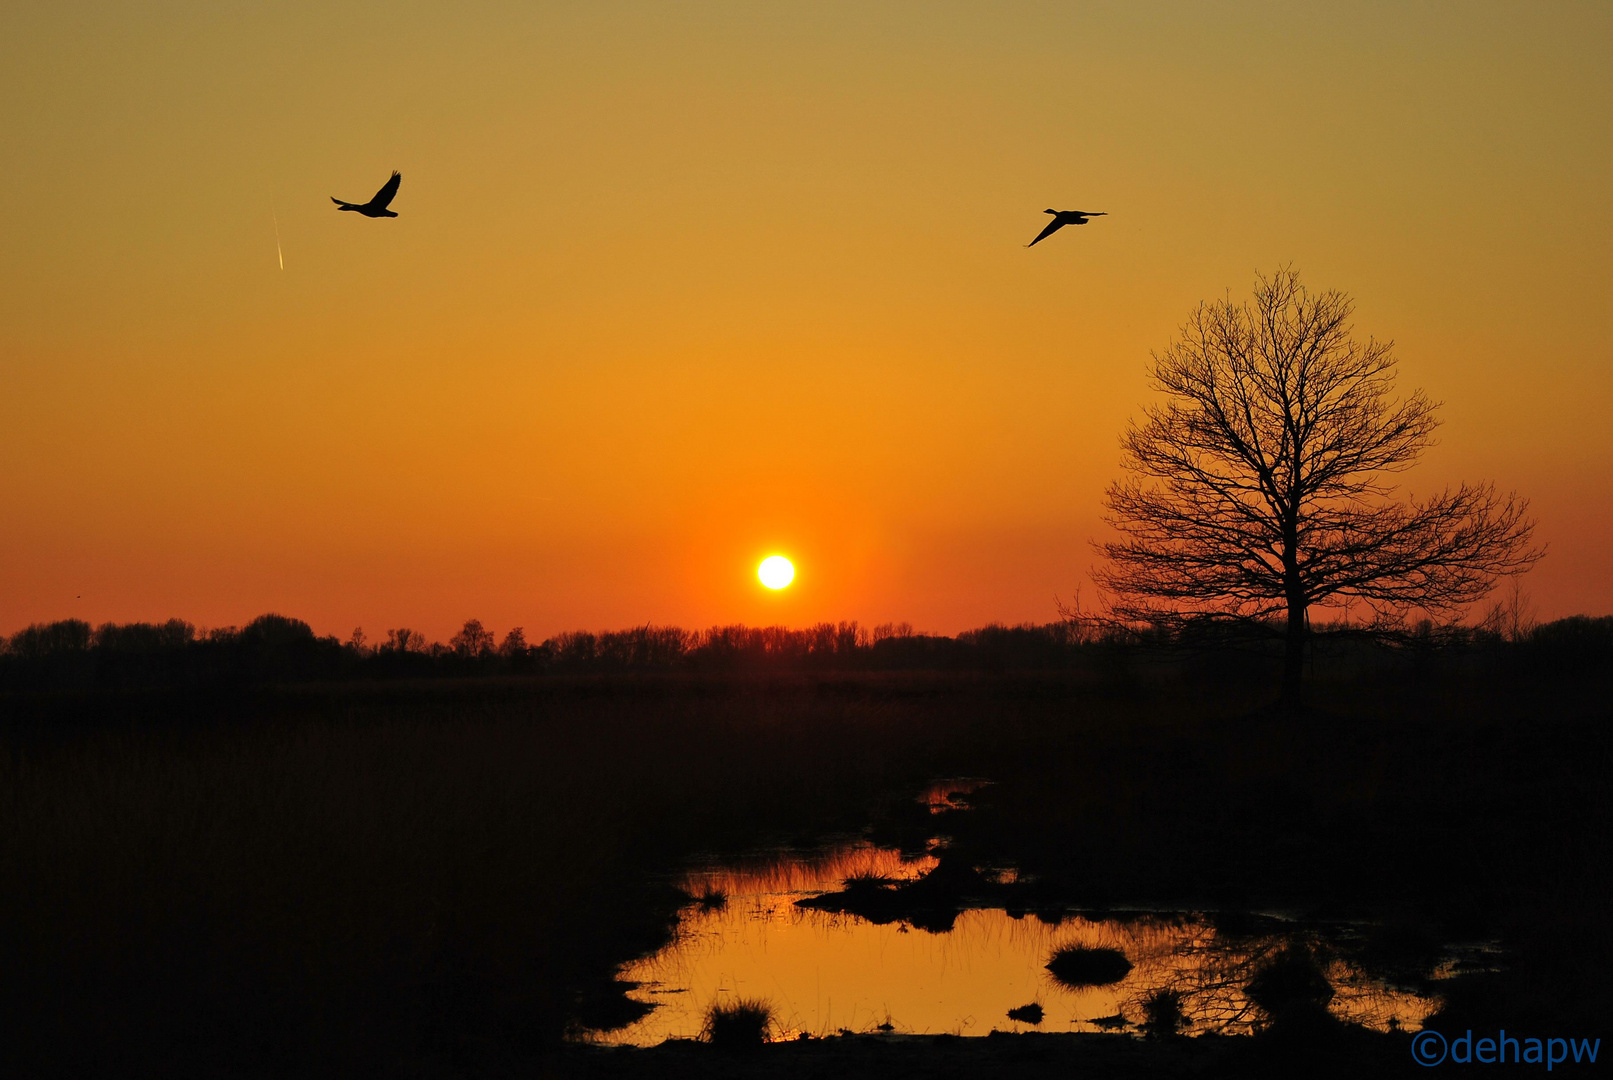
[1283,598,1306,709]
[1281,515,1306,709]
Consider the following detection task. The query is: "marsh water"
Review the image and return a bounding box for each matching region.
[595,782,1463,1045]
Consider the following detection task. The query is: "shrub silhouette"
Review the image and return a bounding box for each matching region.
[1047,946,1133,987]
[1245,945,1335,1021]
[703,997,773,1047]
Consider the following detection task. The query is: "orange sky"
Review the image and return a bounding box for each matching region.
[2,2,1610,641]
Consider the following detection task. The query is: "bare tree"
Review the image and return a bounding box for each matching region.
[1479,576,1538,643]
[383,628,427,653]
[450,619,496,659]
[497,627,528,659]
[1094,269,1541,702]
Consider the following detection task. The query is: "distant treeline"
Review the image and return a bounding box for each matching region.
[2,611,1611,694]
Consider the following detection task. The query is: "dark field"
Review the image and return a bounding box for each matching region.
[2,635,1610,1077]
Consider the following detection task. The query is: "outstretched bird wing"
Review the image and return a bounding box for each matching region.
[1026,219,1065,247]
[368,171,402,209]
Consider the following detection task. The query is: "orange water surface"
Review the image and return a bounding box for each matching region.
[594,837,1443,1045]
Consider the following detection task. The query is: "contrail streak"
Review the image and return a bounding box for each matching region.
[270,194,284,270]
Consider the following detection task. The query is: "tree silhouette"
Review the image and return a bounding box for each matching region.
[450,619,496,659]
[383,628,427,654]
[1094,269,1541,702]
[497,627,528,659]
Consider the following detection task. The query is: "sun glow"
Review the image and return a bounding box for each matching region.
[758,556,795,590]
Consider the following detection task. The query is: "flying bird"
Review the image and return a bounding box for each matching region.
[1026,209,1106,247]
[332,171,402,218]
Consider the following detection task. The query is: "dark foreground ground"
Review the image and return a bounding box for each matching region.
[553,1027,1413,1080]
[2,653,1609,1076]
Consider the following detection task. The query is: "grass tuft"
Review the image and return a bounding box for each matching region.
[1140,989,1186,1036]
[703,997,774,1048]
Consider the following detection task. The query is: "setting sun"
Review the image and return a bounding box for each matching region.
[758,556,795,590]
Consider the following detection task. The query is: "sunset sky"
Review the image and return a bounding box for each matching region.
[3,2,1609,641]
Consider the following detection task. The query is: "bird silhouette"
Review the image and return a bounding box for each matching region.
[332,171,402,218]
[1026,209,1105,247]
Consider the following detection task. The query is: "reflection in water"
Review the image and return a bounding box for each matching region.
[596,840,1441,1045]
[680,840,938,901]
[917,777,993,812]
